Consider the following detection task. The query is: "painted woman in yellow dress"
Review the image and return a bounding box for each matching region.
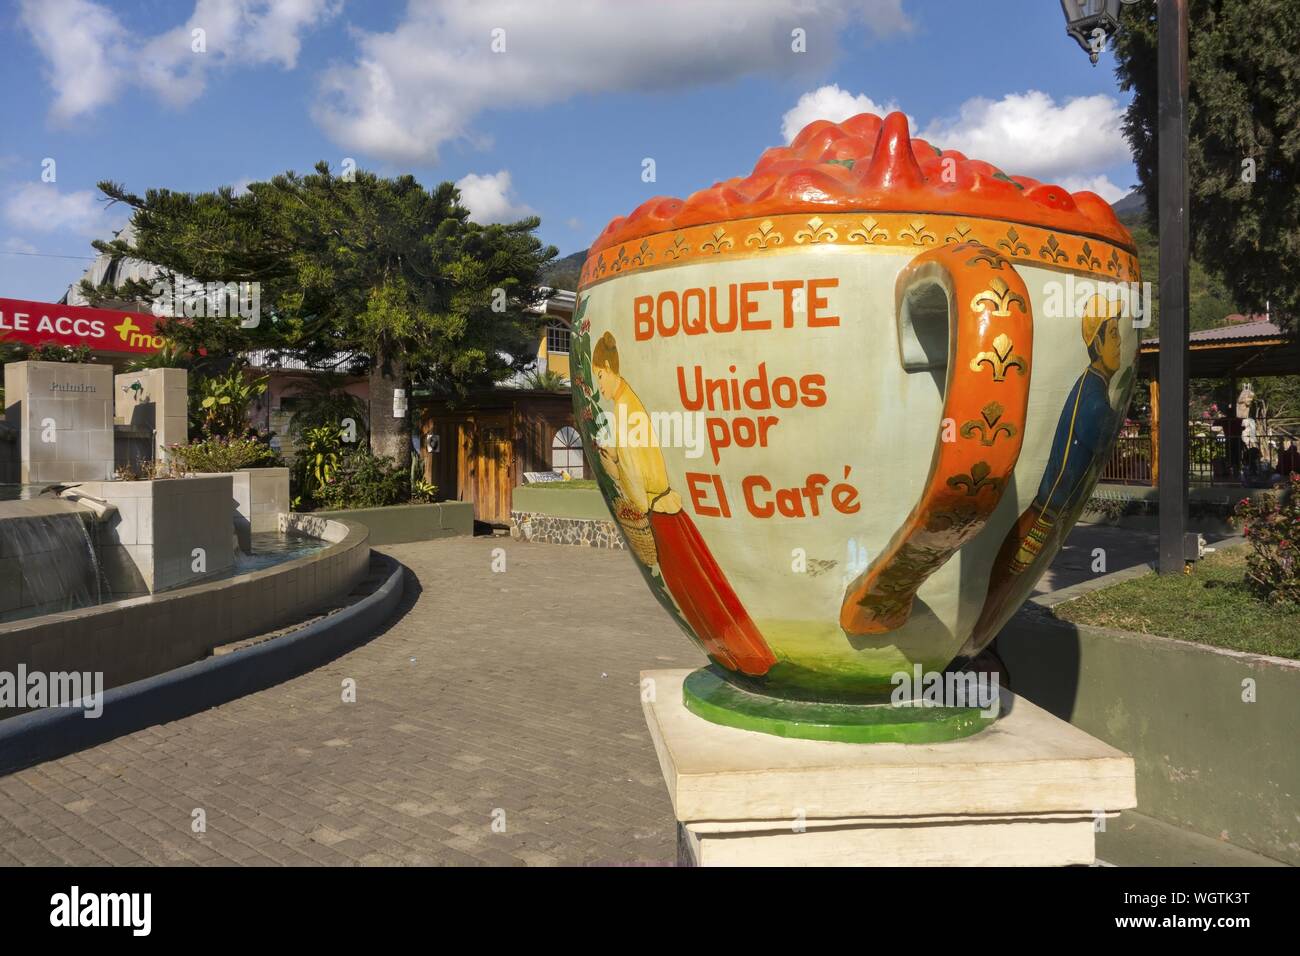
[591,332,776,677]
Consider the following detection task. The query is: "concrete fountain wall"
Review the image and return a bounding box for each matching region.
[0,360,381,734]
[0,514,371,709]
[3,361,191,483]
[2,358,295,594]
[4,361,115,483]
[74,475,237,595]
[1,475,238,620]
[207,467,292,552]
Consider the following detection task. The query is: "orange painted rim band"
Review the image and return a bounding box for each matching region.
[578,211,1139,291]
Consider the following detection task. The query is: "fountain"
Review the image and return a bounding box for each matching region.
[0,498,106,621]
[0,359,370,710]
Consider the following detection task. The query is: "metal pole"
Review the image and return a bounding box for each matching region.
[1157,0,1190,573]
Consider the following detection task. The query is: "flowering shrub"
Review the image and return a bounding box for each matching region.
[168,436,281,473]
[115,460,175,481]
[1233,473,1300,606]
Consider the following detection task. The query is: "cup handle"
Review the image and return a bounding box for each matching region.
[840,241,1034,635]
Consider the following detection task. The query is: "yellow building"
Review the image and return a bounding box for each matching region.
[532,289,575,381]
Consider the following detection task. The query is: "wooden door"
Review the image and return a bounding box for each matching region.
[456,412,514,524]
[476,420,513,524]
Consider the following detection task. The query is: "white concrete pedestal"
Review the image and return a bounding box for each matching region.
[642,669,1136,866]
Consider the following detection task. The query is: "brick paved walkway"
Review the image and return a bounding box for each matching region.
[0,537,696,866]
[0,524,1170,867]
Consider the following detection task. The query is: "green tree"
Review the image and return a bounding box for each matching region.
[285,371,369,442]
[81,164,556,475]
[17,343,94,363]
[123,340,194,372]
[1253,376,1300,423]
[1113,0,1300,330]
[1121,212,1239,338]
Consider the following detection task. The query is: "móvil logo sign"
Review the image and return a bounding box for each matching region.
[0,298,164,355]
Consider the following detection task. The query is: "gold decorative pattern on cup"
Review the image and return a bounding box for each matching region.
[969,333,1028,381]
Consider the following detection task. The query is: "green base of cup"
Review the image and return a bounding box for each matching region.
[681,667,998,744]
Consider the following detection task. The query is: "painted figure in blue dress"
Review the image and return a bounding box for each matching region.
[970,296,1128,648]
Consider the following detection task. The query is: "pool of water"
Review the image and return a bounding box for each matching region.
[233,531,330,574]
[0,484,43,502]
[0,527,330,626]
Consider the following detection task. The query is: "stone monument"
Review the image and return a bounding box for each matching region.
[4,360,114,483]
[114,367,189,463]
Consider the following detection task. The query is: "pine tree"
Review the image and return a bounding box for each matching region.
[82,163,556,474]
[1113,0,1299,330]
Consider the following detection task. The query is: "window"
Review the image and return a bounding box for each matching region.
[546,323,570,355]
[551,426,584,477]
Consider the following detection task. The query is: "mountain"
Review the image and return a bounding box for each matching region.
[1110,189,1147,222]
[543,249,586,292]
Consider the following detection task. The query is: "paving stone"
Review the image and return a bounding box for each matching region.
[0,537,685,864]
[11,533,1167,865]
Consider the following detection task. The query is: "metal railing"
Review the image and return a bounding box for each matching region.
[1100,421,1300,487]
[1100,434,1154,485]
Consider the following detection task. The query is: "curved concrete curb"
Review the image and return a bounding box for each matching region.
[0,554,406,777]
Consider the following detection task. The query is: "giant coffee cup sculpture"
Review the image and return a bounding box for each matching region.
[572,112,1138,742]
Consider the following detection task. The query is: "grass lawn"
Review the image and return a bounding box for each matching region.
[1053,545,1300,660]
[527,479,599,490]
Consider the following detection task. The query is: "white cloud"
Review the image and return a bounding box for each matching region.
[2,183,125,237]
[455,171,534,224]
[565,217,583,231]
[2,238,39,255]
[19,0,128,122]
[1058,174,1128,203]
[781,86,909,143]
[780,86,1131,191]
[919,91,1129,183]
[313,0,912,163]
[19,0,339,122]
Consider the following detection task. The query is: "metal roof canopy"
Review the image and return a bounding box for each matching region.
[1139,320,1300,379]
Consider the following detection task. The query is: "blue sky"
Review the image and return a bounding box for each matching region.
[1,0,1138,302]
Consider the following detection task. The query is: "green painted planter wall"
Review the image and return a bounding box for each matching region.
[511,485,612,521]
[310,501,474,545]
[996,610,1300,865]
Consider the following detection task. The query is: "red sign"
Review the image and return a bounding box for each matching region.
[0,298,164,355]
